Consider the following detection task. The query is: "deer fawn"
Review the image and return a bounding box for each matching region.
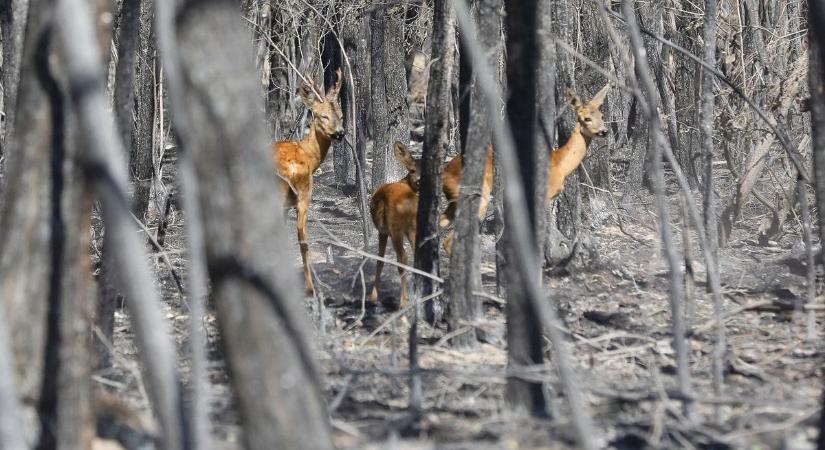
[440,84,610,253]
[273,70,345,295]
[370,142,420,306]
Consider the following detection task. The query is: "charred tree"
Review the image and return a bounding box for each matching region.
[532,0,553,262]
[129,0,155,221]
[113,0,140,153]
[412,0,455,407]
[370,4,409,186]
[700,0,720,289]
[446,0,501,349]
[809,3,825,445]
[0,2,57,411]
[503,0,546,415]
[335,19,358,192]
[543,0,591,269]
[170,1,334,448]
[0,0,29,155]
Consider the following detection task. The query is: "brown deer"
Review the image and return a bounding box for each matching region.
[440,83,610,253]
[370,142,420,306]
[273,70,345,295]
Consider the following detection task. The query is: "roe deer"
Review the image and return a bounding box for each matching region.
[439,83,610,253]
[370,142,420,306]
[273,69,345,295]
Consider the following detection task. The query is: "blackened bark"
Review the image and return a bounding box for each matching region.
[173,2,334,448]
[811,2,825,277]
[504,0,546,415]
[335,21,357,192]
[446,0,501,349]
[130,0,154,220]
[412,0,455,406]
[0,0,30,155]
[0,1,55,409]
[371,6,409,186]
[384,5,410,171]
[53,94,96,450]
[808,2,825,445]
[533,0,553,262]
[353,12,371,183]
[701,0,720,297]
[113,0,140,153]
[544,0,584,268]
[458,34,471,155]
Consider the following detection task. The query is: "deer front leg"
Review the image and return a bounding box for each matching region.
[296,192,314,295]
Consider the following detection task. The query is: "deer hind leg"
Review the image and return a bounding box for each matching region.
[439,201,457,228]
[296,191,314,295]
[392,234,409,307]
[371,233,388,302]
[443,231,455,256]
[547,175,566,200]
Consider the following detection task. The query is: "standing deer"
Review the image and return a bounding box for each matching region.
[370,142,420,306]
[440,83,610,253]
[273,70,345,295]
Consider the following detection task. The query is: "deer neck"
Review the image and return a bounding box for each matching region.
[552,123,591,178]
[301,124,333,172]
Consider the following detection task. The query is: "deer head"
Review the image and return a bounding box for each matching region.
[297,68,345,141]
[394,141,420,191]
[565,83,609,139]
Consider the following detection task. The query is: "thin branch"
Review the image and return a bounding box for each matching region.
[604,7,809,182]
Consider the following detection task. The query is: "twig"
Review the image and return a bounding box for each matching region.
[604,7,809,182]
[357,290,443,349]
[690,300,773,336]
[129,211,185,295]
[317,237,444,283]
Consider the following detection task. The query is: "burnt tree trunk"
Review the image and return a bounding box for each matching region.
[808,1,825,444]
[446,0,501,349]
[544,0,590,269]
[0,0,29,155]
[0,2,57,413]
[172,2,334,448]
[412,0,455,408]
[113,0,140,154]
[370,5,408,186]
[532,0,553,262]
[335,20,357,192]
[130,0,154,221]
[503,0,546,416]
[701,0,720,287]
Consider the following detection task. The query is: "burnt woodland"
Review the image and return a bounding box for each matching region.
[1,0,825,449]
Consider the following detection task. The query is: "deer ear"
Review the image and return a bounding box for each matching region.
[589,83,610,108]
[327,68,343,100]
[565,87,582,108]
[297,82,318,108]
[393,141,415,169]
